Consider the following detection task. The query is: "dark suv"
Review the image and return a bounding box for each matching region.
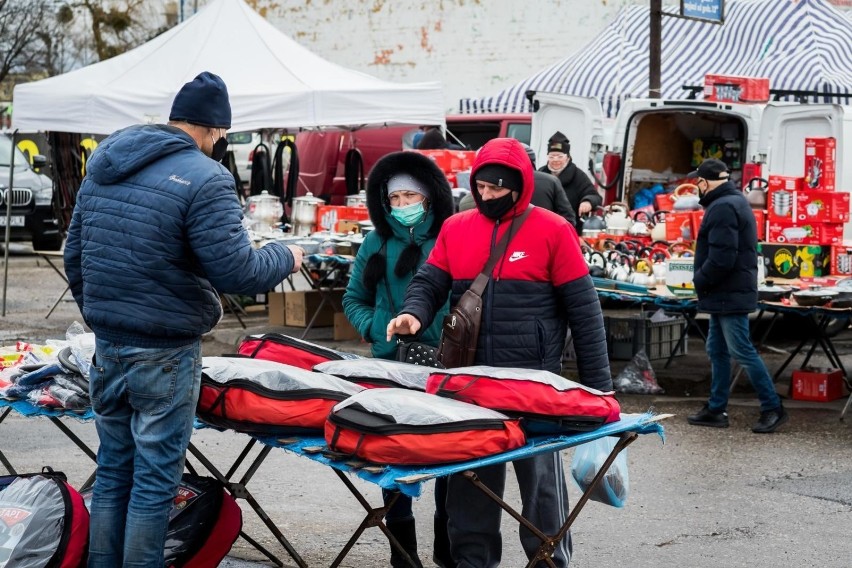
[1,134,63,250]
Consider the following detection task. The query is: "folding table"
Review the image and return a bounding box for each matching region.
[245,412,668,568]
[748,301,852,419]
[297,254,353,339]
[0,399,97,488]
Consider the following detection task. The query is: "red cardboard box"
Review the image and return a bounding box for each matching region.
[767,221,820,245]
[819,222,845,245]
[741,163,763,189]
[316,205,371,232]
[768,175,804,193]
[804,137,837,191]
[795,191,850,223]
[791,368,846,402]
[704,74,770,103]
[830,243,852,275]
[767,187,796,222]
[665,211,696,242]
[691,210,705,237]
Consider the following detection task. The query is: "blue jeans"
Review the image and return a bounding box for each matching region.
[87,339,202,568]
[706,313,781,413]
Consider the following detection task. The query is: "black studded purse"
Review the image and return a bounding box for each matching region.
[396,338,443,368]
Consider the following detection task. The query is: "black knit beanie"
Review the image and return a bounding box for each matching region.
[169,71,232,128]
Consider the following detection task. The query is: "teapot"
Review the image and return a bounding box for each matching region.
[603,202,631,235]
[607,252,632,282]
[628,210,654,237]
[744,177,768,209]
[671,184,701,211]
[586,250,607,279]
[630,258,656,288]
[650,210,668,242]
[580,206,607,238]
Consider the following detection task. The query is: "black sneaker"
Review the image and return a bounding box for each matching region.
[687,404,729,428]
[752,406,789,434]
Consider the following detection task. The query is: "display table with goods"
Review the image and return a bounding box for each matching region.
[189,338,670,567]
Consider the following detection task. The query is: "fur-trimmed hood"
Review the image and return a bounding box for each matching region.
[366,151,454,240]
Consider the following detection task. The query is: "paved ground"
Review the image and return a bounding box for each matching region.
[2,244,852,567]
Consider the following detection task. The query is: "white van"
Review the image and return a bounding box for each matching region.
[529,92,851,234]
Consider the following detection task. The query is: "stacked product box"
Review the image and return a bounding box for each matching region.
[761,137,845,276]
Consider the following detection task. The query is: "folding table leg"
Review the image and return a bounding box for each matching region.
[461,432,639,568]
[328,469,419,568]
[0,408,16,474]
[186,441,306,568]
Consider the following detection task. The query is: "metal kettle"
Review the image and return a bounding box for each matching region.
[291,191,325,236]
[745,177,768,208]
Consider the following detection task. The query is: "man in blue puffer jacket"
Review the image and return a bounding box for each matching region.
[64,71,303,568]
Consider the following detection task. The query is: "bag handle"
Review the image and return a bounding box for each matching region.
[469,206,533,296]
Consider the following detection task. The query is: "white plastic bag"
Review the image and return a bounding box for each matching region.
[570,436,630,508]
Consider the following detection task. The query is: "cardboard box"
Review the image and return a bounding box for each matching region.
[767,175,804,193]
[795,190,850,223]
[284,289,346,327]
[804,137,837,191]
[767,221,820,245]
[757,243,830,279]
[831,243,852,275]
[333,312,361,341]
[819,222,845,245]
[268,292,286,326]
[791,368,847,402]
[704,74,770,103]
[766,186,796,221]
[316,205,371,232]
[665,211,696,242]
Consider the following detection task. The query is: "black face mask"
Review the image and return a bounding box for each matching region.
[211,136,229,162]
[478,192,516,220]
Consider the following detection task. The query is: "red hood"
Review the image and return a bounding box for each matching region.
[470,138,534,221]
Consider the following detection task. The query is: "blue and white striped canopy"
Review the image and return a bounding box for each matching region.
[459,0,852,117]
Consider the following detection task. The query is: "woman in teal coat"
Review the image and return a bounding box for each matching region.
[343,150,454,567]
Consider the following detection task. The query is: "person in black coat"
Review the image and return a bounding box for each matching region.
[540,131,601,230]
[687,158,789,434]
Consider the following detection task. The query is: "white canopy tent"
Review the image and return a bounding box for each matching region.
[12,0,444,134]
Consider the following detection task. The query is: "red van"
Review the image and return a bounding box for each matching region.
[294,114,531,204]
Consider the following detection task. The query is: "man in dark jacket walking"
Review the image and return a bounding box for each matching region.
[64,72,303,567]
[541,131,600,231]
[387,137,611,567]
[687,158,788,434]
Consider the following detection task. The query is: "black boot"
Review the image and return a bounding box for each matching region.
[432,516,455,568]
[388,519,423,568]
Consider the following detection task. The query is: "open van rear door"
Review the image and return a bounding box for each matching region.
[529,92,606,179]
[757,103,845,178]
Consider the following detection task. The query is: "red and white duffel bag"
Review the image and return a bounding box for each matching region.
[237,333,359,370]
[198,357,363,436]
[313,358,432,391]
[325,388,526,465]
[426,366,621,434]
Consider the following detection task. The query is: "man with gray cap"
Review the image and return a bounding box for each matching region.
[64,71,303,567]
[686,158,788,434]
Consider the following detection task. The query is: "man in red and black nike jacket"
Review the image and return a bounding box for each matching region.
[387,137,611,568]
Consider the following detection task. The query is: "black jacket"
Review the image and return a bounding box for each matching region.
[540,161,600,228]
[693,181,758,314]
